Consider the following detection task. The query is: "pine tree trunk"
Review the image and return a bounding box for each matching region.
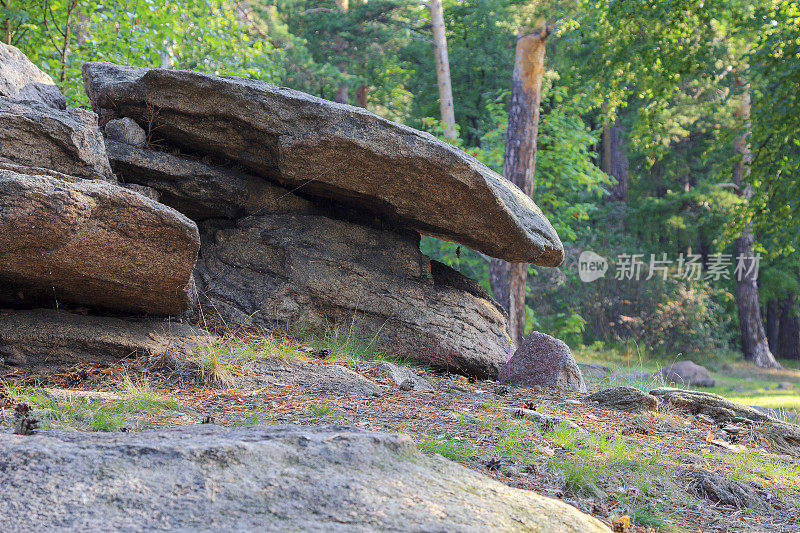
[602,119,629,202]
[489,28,549,347]
[732,75,780,369]
[334,0,349,104]
[778,293,800,360]
[766,298,780,354]
[356,84,367,107]
[428,0,456,141]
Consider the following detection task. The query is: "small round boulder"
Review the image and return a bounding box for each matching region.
[104,117,147,147]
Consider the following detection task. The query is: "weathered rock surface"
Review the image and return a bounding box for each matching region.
[195,212,512,378]
[0,43,65,110]
[106,140,290,219]
[367,360,434,391]
[579,363,613,379]
[0,98,113,180]
[104,116,146,147]
[651,388,800,456]
[82,62,564,265]
[499,331,586,392]
[0,169,199,315]
[0,425,608,532]
[586,386,659,412]
[679,468,769,510]
[240,360,384,397]
[661,360,715,387]
[0,308,208,372]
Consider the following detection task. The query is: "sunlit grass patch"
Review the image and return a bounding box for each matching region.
[419,437,475,462]
[711,449,800,490]
[190,332,305,386]
[547,457,606,496]
[117,375,182,413]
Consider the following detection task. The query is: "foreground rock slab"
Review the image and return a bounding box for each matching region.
[83,62,563,265]
[0,425,609,532]
[0,43,65,110]
[0,98,113,180]
[0,309,207,372]
[0,169,199,314]
[499,331,586,392]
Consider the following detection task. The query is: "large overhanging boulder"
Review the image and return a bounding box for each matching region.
[83,62,564,265]
[0,43,66,110]
[0,98,113,180]
[0,168,199,315]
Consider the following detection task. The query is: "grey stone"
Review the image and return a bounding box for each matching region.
[499,331,586,392]
[661,360,715,388]
[82,62,564,265]
[680,468,768,510]
[241,360,384,397]
[651,388,800,456]
[0,308,208,372]
[0,424,609,532]
[0,43,65,110]
[104,117,146,147]
[0,169,199,315]
[0,98,113,180]
[106,140,302,220]
[579,363,613,379]
[368,360,433,391]
[586,386,659,412]
[121,182,160,201]
[194,212,512,379]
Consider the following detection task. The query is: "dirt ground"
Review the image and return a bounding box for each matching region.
[2,350,799,533]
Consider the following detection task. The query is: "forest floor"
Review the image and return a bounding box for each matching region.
[1,330,799,533]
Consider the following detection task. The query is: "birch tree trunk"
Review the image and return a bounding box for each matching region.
[732,75,780,369]
[428,0,456,141]
[489,27,549,347]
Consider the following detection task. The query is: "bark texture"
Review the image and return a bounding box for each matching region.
[766,298,780,355]
[731,76,780,369]
[489,28,550,345]
[428,0,457,141]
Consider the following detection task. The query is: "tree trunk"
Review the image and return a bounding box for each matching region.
[778,293,800,360]
[602,119,629,202]
[428,0,457,142]
[356,83,367,108]
[732,75,780,369]
[766,298,780,354]
[489,27,549,347]
[334,0,349,105]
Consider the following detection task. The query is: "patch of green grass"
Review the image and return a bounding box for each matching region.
[2,387,127,431]
[290,321,430,372]
[630,503,667,530]
[117,376,182,413]
[712,449,800,489]
[547,457,606,496]
[308,402,339,420]
[192,334,305,386]
[234,409,265,427]
[547,423,641,466]
[419,437,475,462]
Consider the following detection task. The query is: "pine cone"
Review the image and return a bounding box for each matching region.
[14,415,39,436]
